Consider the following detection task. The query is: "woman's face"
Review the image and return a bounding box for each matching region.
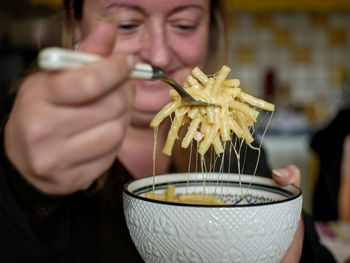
[75,0,210,126]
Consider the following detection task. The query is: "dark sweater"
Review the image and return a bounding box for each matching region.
[311,108,350,221]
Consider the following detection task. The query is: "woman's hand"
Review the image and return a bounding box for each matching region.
[272,165,305,263]
[5,22,135,195]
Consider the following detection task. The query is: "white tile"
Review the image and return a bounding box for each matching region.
[257,47,277,66]
[236,12,255,28]
[257,29,272,44]
[329,12,350,27]
[311,29,328,47]
[291,13,310,28]
[273,13,292,27]
[275,48,291,63]
[312,48,329,63]
[329,48,348,64]
[292,66,309,80]
[293,29,310,45]
[235,29,257,45]
[277,66,292,83]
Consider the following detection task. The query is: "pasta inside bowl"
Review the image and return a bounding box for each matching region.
[123,173,303,263]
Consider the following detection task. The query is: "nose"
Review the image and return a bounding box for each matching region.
[139,21,171,69]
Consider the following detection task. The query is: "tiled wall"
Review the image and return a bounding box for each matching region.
[227,12,350,123]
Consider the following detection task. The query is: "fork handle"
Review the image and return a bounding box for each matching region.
[38,47,157,80]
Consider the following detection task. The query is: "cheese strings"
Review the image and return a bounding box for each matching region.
[147,66,275,205]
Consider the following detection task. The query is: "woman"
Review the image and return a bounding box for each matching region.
[0,0,334,262]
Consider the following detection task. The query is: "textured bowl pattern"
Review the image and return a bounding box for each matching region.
[123,173,303,263]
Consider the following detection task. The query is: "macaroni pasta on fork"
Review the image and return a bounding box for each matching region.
[150,65,275,157]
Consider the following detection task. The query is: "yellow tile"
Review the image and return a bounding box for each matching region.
[292,46,311,64]
[235,46,256,64]
[310,13,328,28]
[330,65,348,84]
[274,28,292,46]
[329,28,347,46]
[255,13,272,27]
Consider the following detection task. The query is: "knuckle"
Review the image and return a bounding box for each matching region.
[114,119,127,136]
[29,148,61,179]
[104,119,128,149]
[54,171,95,195]
[31,156,59,179]
[115,116,130,139]
[106,91,129,119]
[24,120,56,146]
[50,69,102,101]
[78,70,102,98]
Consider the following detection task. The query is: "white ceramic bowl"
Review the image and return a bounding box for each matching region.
[123,173,302,263]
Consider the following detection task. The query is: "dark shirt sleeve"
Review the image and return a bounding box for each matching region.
[0,146,76,263]
[310,108,350,221]
[0,92,73,263]
[215,137,272,178]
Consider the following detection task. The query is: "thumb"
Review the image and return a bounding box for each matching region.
[78,21,117,56]
[272,165,301,187]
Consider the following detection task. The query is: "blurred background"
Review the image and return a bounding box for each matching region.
[0,0,61,95]
[1,0,350,216]
[224,0,350,218]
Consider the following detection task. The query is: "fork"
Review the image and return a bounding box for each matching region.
[38,47,215,106]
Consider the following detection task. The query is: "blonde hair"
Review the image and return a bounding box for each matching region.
[206,0,228,73]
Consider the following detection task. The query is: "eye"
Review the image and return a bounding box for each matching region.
[119,24,136,31]
[118,22,140,33]
[171,20,198,34]
[176,24,196,31]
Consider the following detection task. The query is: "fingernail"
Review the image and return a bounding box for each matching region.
[127,55,136,69]
[272,168,289,177]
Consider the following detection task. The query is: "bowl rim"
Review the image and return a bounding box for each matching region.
[123,173,302,208]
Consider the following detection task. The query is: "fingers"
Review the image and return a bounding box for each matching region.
[49,80,134,137]
[63,117,129,166]
[38,20,133,106]
[4,22,136,196]
[5,84,133,195]
[29,118,126,181]
[42,53,135,105]
[272,165,301,187]
[78,21,118,56]
[31,149,119,195]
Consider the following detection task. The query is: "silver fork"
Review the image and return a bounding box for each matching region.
[38,47,215,106]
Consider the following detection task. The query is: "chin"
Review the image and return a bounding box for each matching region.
[131,86,172,126]
[131,109,171,128]
[130,109,154,127]
[131,100,171,127]
[130,68,190,127]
